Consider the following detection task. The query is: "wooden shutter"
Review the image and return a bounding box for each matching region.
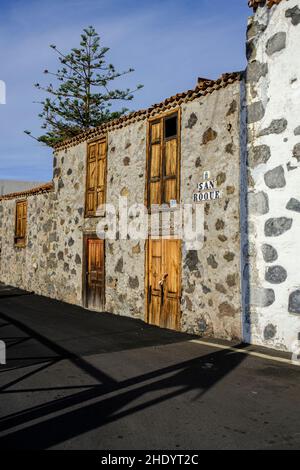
[15,200,27,246]
[147,111,180,209]
[86,142,97,216]
[148,121,162,206]
[85,138,107,216]
[163,137,178,204]
[96,139,107,209]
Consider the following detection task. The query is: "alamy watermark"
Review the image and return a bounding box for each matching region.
[0,341,6,365]
[95,198,205,250]
[0,80,6,104]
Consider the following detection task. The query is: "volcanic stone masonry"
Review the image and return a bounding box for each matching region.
[245,0,300,350]
[0,0,299,353]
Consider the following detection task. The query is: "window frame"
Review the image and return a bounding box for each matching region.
[85,136,107,218]
[14,199,27,247]
[145,108,181,210]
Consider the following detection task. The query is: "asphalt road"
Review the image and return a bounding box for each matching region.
[0,284,299,450]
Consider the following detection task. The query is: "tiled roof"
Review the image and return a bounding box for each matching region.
[0,182,53,201]
[248,0,286,10]
[54,71,242,152]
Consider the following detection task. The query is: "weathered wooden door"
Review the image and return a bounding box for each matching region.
[85,238,105,311]
[147,238,181,330]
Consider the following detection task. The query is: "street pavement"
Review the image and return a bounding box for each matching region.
[0,284,299,450]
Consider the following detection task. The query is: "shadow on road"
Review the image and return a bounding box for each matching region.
[0,289,247,449]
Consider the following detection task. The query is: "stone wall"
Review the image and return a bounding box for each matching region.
[52,84,244,340]
[52,142,86,305]
[100,121,147,320]
[245,0,300,351]
[180,81,243,340]
[1,0,300,352]
[0,119,147,315]
[0,82,243,341]
[0,191,55,296]
[52,119,147,317]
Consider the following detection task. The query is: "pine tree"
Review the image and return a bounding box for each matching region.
[25,26,143,147]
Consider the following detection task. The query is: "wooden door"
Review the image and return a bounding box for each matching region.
[147,238,181,330]
[85,238,105,311]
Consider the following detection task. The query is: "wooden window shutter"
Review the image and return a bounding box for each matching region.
[15,200,27,246]
[148,121,162,207]
[147,111,180,209]
[163,137,178,204]
[162,113,179,205]
[85,138,107,216]
[86,143,97,216]
[96,139,107,209]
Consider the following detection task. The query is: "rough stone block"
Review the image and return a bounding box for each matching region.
[286,198,300,213]
[265,265,287,284]
[261,244,278,262]
[202,127,217,144]
[264,165,286,189]
[288,290,300,314]
[266,32,286,56]
[186,113,198,129]
[247,61,268,83]
[248,191,269,215]
[294,126,300,136]
[285,6,300,26]
[248,101,265,124]
[265,217,293,237]
[264,323,277,340]
[248,145,271,168]
[258,118,287,136]
[247,21,267,40]
[251,287,275,307]
[293,143,300,161]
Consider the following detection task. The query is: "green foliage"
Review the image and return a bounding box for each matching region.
[26,26,143,147]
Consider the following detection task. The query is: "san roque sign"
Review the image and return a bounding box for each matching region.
[193,171,222,202]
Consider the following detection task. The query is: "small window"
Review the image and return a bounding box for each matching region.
[164,115,177,139]
[15,200,27,246]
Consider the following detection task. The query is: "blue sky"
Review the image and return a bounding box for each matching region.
[0,0,250,182]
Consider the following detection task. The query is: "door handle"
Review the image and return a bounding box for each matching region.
[158,273,168,286]
[159,273,168,306]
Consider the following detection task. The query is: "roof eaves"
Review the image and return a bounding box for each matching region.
[53,71,242,152]
[0,182,54,201]
[248,0,285,10]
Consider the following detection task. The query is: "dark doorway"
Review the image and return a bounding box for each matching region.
[84,237,105,311]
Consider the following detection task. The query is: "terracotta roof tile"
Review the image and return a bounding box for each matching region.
[54,72,242,152]
[248,0,286,10]
[0,182,53,201]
